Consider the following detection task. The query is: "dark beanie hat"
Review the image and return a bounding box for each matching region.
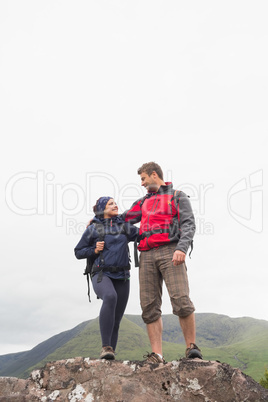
[95,196,112,215]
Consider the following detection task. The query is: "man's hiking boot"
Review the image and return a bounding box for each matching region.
[143,352,166,364]
[100,346,115,360]
[185,343,203,359]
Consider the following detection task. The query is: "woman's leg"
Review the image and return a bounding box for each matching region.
[91,275,117,347]
[110,279,130,351]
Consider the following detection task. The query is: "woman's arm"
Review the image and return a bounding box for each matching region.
[74,226,97,260]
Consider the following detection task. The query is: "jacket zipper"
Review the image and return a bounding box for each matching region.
[146,195,159,231]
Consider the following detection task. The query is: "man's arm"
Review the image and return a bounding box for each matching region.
[121,197,144,224]
[173,191,196,265]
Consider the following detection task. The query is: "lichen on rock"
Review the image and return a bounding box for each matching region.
[0,357,267,401]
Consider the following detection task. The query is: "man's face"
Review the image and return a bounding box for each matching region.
[140,172,158,192]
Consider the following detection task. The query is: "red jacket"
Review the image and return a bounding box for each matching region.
[123,182,196,253]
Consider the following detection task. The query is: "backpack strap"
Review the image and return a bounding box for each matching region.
[134,238,139,267]
[171,190,181,210]
[84,222,106,301]
[85,266,91,302]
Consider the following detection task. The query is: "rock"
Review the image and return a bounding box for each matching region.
[0,357,267,401]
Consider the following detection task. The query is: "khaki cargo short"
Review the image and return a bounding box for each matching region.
[139,243,195,324]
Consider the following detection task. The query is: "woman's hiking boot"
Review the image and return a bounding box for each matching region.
[185,343,203,359]
[143,352,166,364]
[100,346,115,360]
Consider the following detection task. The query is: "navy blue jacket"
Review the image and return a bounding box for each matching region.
[74,216,138,279]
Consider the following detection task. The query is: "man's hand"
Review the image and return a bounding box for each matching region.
[172,250,186,266]
[95,241,105,254]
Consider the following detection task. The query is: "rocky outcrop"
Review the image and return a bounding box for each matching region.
[0,357,267,401]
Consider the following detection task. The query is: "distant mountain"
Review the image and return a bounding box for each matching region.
[0,321,89,378]
[0,313,267,382]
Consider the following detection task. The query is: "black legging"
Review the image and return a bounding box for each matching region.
[91,274,130,351]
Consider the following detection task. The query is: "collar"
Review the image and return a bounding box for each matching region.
[148,182,173,194]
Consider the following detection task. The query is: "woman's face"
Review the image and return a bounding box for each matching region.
[103,198,118,218]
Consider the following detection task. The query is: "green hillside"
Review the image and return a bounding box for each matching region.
[126,313,268,381]
[127,313,268,348]
[0,314,267,382]
[0,321,89,378]
[24,317,151,377]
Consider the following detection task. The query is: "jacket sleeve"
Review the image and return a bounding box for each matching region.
[74,226,97,260]
[175,191,196,254]
[121,198,143,224]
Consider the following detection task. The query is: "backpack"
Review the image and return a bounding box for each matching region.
[83,223,105,302]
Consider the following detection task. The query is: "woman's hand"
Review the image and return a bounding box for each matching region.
[95,241,105,254]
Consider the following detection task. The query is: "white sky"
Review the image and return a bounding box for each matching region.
[0,1,267,355]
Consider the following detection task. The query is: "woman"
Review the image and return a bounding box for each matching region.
[74,196,138,360]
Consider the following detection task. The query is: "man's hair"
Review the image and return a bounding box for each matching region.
[137,162,164,180]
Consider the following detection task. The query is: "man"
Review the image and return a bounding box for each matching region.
[123,162,202,363]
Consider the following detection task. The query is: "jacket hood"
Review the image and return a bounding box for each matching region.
[147,182,173,194]
[91,215,124,225]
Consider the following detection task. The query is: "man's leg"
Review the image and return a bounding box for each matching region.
[179,312,196,348]
[156,245,202,359]
[180,311,202,358]
[157,245,196,346]
[146,317,163,356]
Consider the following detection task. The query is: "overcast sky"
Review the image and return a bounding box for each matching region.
[0,1,267,356]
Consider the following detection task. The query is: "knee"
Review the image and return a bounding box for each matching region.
[141,303,162,324]
[103,292,117,307]
[172,296,195,318]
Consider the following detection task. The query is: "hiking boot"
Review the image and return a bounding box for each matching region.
[185,343,203,359]
[100,346,115,360]
[143,352,166,364]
